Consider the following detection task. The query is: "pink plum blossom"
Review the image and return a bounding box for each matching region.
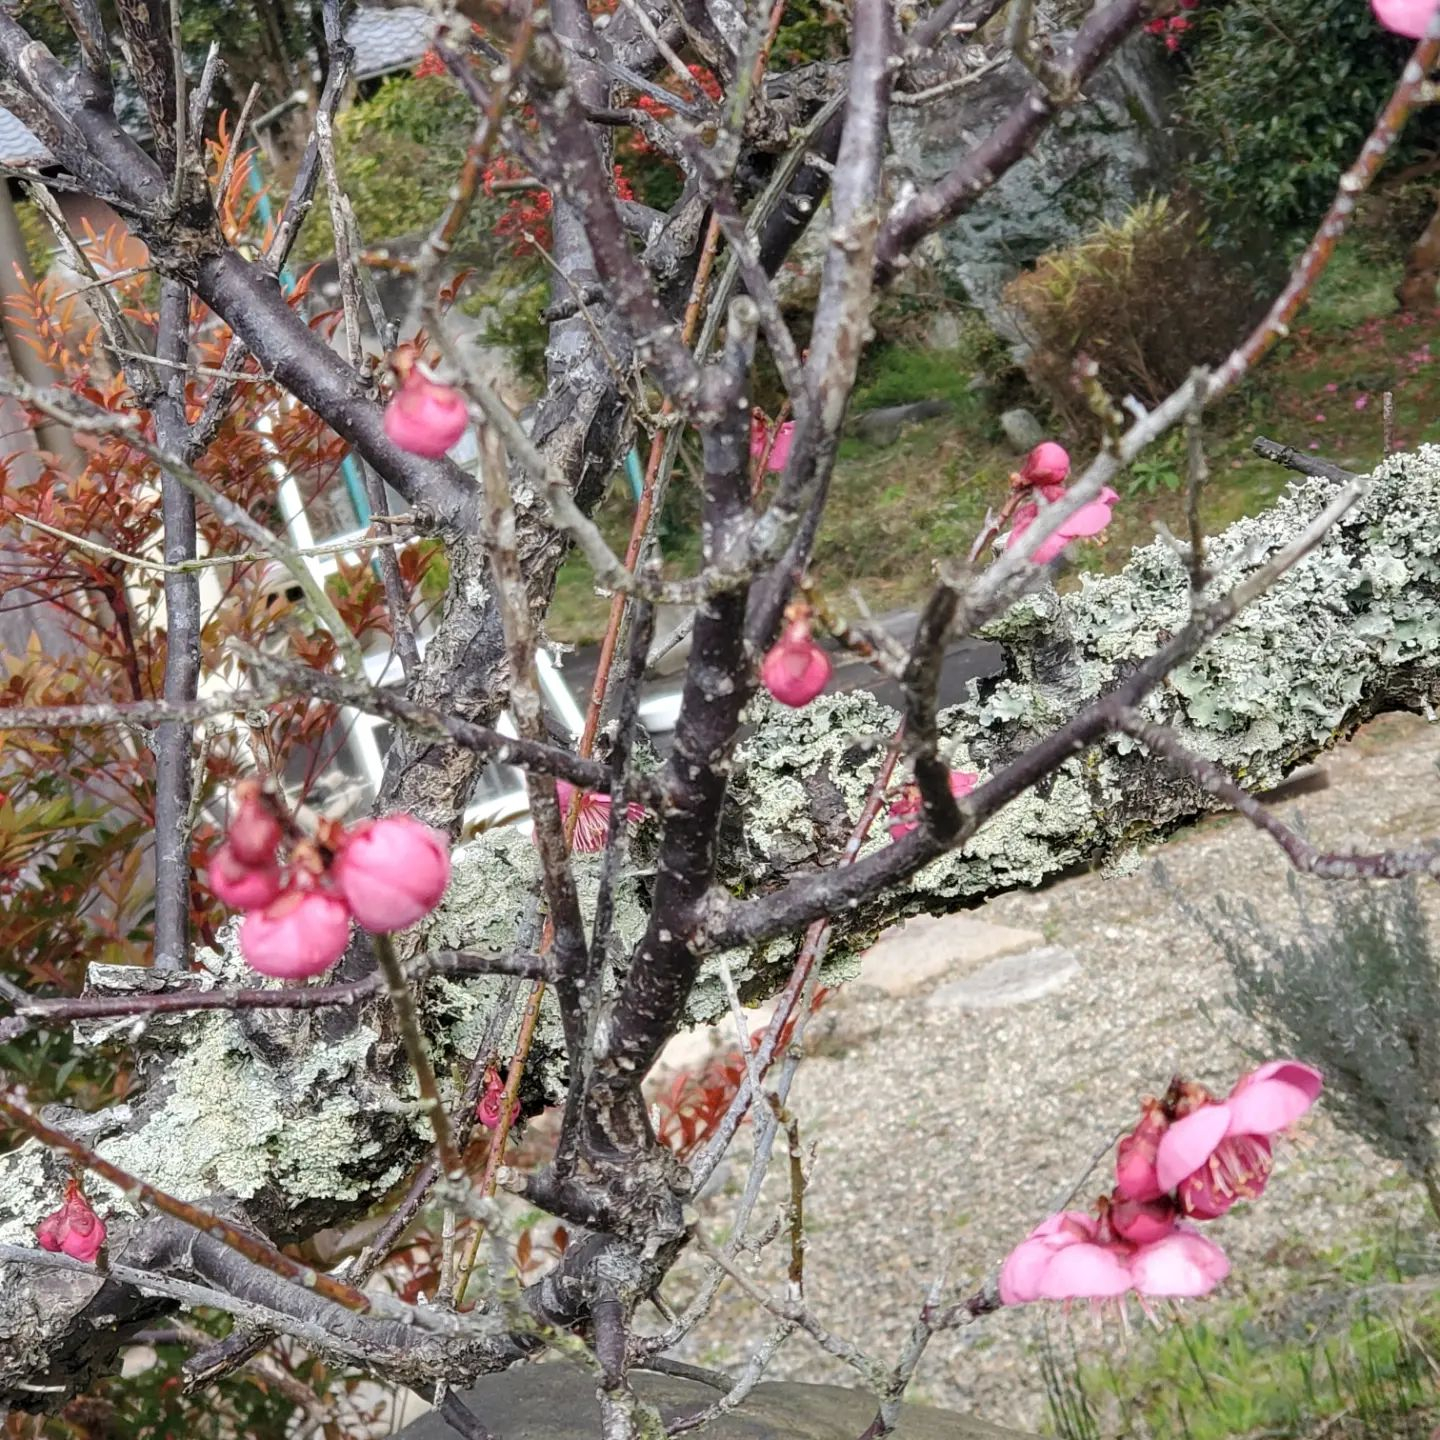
[1155,1061,1323,1220]
[207,841,283,912]
[1016,441,1071,488]
[555,779,646,854]
[750,413,794,472]
[887,769,979,840]
[384,373,469,457]
[1005,482,1119,565]
[227,780,282,867]
[1372,0,1439,37]
[333,815,451,932]
[999,1211,1228,1305]
[37,1182,106,1263]
[1355,394,1370,411]
[240,887,353,979]
[760,615,832,708]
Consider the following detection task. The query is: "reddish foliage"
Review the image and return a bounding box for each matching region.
[653,985,832,1159]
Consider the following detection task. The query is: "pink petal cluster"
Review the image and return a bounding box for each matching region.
[1373,0,1439,37]
[887,769,979,840]
[37,1181,107,1263]
[206,787,452,981]
[384,372,469,458]
[999,1211,1228,1305]
[750,412,794,473]
[760,612,832,708]
[999,1061,1322,1306]
[1150,1061,1323,1220]
[554,779,646,854]
[1007,480,1120,565]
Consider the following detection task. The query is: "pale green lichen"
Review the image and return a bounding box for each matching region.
[728,448,1440,944]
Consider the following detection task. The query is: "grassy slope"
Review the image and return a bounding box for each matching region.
[547,243,1440,645]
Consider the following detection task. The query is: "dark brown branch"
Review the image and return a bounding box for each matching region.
[151,280,199,971]
[3,951,554,1032]
[1252,436,1360,485]
[1116,709,1440,880]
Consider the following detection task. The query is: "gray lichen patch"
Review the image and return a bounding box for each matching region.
[728,449,1440,943]
[97,1006,395,1206]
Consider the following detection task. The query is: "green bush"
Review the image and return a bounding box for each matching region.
[1179,0,1440,248]
[1003,198,1262,434]
[293,74,504,262]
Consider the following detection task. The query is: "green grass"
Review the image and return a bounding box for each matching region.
[1043,1235,1440,1440]
[545,232,1440,645]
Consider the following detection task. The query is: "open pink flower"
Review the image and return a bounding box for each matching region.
[760,616,831,708]
[1373,0,1439,37]
[750,413,794,472]
[886,769,978,840]
[207,841,283,912]
[384,373,469,457]
[333,815,451,932]
[240,887,352,979]
[1156,1061,1322,1220]
[37,1181,106,1263]
[1016,441,1071,489]
[555,779,645,853]
[999,1211,1228,1305]
[1006,482,1119,565]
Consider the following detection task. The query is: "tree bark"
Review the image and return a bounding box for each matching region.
[6,451,1440,1402]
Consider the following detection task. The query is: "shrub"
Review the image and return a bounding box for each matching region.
[1179,0,1440,248]
[1174,868,1440,1220]
[1003,198,1262,435]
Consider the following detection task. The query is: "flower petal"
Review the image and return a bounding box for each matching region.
[1155,1104,1231,1192]
[1225,1062,1322,1137]
[1062,495,1118,540]
[1130,1229,1229,1298]
[1036,1242,1133,1300]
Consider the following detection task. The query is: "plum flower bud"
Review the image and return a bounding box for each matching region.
[227,781,282,867]
[1109,1193,1177,1245]
[37,1181,106,1263]
[332,815,452,932]
[240,887,352,979]
[477,1068,520,1130]
[384,372,469,458]
[207,841,283,912]
[760,613,831,708]
[1016,441,1071,489]
[1115,1099,1170,1202]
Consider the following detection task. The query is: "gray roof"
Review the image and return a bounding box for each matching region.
[0,6,430,171]
[0,107,48,168]
[346,6,433,81]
